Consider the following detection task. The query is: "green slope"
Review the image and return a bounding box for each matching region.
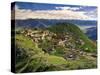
[48,23,96,52]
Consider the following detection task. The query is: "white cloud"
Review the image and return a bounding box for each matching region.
[12,5,96,20]
[84,9,97,20]
[55,7,70,10]
[70,7,82,10]
[55,6,97,20]
[55,6,82,11]
[77,25,96,33]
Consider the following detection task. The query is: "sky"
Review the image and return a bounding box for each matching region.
[12,2,97,20]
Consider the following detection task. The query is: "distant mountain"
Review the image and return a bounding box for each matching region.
[13,19,97,28]
[86,27,97,40]
[14,19,49,28]
[13,19,97,41]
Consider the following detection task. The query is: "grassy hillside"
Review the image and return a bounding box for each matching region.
[48,23,96,52]
[15,23,97,73]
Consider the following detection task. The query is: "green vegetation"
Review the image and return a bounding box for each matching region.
[48,23,96,52]
[14,23,97,73]
[47,55,67,65]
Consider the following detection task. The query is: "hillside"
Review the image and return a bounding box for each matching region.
[13,19,97,41]
[48,23,96,52]
[15,23,97,73]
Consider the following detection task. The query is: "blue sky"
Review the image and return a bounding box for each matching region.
[14,2,97,11]
[12,2,97,20]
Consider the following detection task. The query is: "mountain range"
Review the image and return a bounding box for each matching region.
[13,19,97,40]
[86,27,97,40]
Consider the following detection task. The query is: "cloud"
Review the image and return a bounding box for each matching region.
[84,9,97,20]
[55,6,97,20]
[77,25,96,33]
[55,7,70,10]
[12,5,97,20]
[55,6,82,11]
